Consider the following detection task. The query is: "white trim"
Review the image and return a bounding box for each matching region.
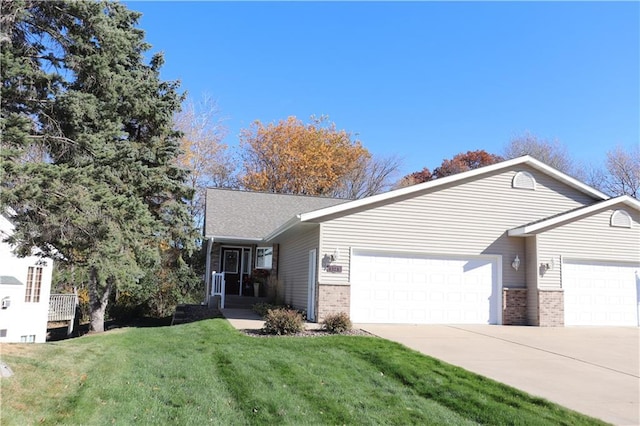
[512,170,537,190]
[205,238,213,302]
[264,156,608,242]
[263,215,303,242]
[509,195,640,236]
[562,257,640,268]
[308,249,317,321]
[204,235,262,243]
[300,156,607,223]
[610,209,633,228]
[256,246,273,269]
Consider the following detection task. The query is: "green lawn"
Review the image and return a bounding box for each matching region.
[1,319,605,425]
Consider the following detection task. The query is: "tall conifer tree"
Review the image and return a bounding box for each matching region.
[1,0,195,331]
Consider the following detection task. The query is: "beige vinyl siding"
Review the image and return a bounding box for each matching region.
[277,226,319,310]
[525,236,540,325]
[319,165,598,288]
[537,208,640,289]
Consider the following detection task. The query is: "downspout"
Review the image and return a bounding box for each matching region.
[205,237,213,303]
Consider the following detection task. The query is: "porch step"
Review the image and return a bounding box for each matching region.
[171,304,222,326]
[224,295,269,309]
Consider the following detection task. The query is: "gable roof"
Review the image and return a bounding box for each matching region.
[0,276,23,286]
[508,195,640,236]
[264,156,609,241]
[204,188,348,241]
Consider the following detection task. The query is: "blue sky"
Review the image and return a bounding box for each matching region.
[128,1,639,177]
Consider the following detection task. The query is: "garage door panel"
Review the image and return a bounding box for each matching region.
[563,261,639,326]
[351,251,499,324]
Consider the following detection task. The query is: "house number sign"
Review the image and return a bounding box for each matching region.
[326,265,342,273]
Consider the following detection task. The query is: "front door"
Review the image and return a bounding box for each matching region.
[222,248,241,295]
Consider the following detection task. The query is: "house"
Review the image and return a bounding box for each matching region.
[0,214,54,342]
[204,156,640,326]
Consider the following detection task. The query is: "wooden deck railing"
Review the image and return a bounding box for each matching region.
[48,294,78,322]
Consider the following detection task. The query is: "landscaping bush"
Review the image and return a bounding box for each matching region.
[263,308,304,335]
[323,312,352,333]
[252,302,278,317]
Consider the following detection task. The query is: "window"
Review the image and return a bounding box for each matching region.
[223,250,239,274]
[512,171,536,190]
[0,329,6,338]
[610,210,632,228]
[20,335,35,343]
[256,247,273,269]
[242,249,251,275]
[24,266,42,303]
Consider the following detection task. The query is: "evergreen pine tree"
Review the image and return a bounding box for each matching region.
[1,0,196,332]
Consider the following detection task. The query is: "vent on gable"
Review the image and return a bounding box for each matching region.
[512,171,536,190]
[610,209,632,228]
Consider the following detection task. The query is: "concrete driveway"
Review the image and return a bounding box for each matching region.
[358,324,639,426]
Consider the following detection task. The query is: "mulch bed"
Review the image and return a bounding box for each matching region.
[243,328,374,338]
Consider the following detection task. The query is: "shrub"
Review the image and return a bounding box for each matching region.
[252,302,278,318]
[263,308,304,335]
[323,312,352,333]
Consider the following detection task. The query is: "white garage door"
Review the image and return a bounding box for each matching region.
[563,260,639,326]
[350,250,500,324]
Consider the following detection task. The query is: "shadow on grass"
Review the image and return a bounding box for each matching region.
[47,304,223,342]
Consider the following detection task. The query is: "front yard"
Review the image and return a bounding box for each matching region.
[1,319,604,425]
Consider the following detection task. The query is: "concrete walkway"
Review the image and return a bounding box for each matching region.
[358,324,639,426]
[221,308,323,330]
[221,308,264,329]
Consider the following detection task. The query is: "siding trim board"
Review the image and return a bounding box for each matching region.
[512,170,537,190]
[509,195,640,236]
[299,156,607,223]
[562,258,640,269]
[266,156,607,242]
[611,210,632,228]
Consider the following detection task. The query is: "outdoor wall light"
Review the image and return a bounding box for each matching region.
[330,248,340,262]
[511,255,520,271]
[540,257,555,272]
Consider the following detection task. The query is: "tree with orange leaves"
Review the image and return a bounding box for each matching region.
[397,150,503,187]
[433,150,503,178]
[239,116,371,196]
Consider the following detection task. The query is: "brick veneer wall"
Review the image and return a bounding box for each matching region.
[502,288,527,325]
[538,289,564,327]
[317,284,350,322]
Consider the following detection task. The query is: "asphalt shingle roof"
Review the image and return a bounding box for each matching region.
[204,189,349,239]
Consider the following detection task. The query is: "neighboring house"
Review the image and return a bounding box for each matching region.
[0,214,54,343]
[204,156,640,326]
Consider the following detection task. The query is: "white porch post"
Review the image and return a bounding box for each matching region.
[205,238,213,303]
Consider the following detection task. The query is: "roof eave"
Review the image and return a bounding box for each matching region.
[263,215,302,242]
[524,159,608,200]
[507,228,529,237]
[204,235,264,243]
[299,155,608,222]
[508,195,640,236]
